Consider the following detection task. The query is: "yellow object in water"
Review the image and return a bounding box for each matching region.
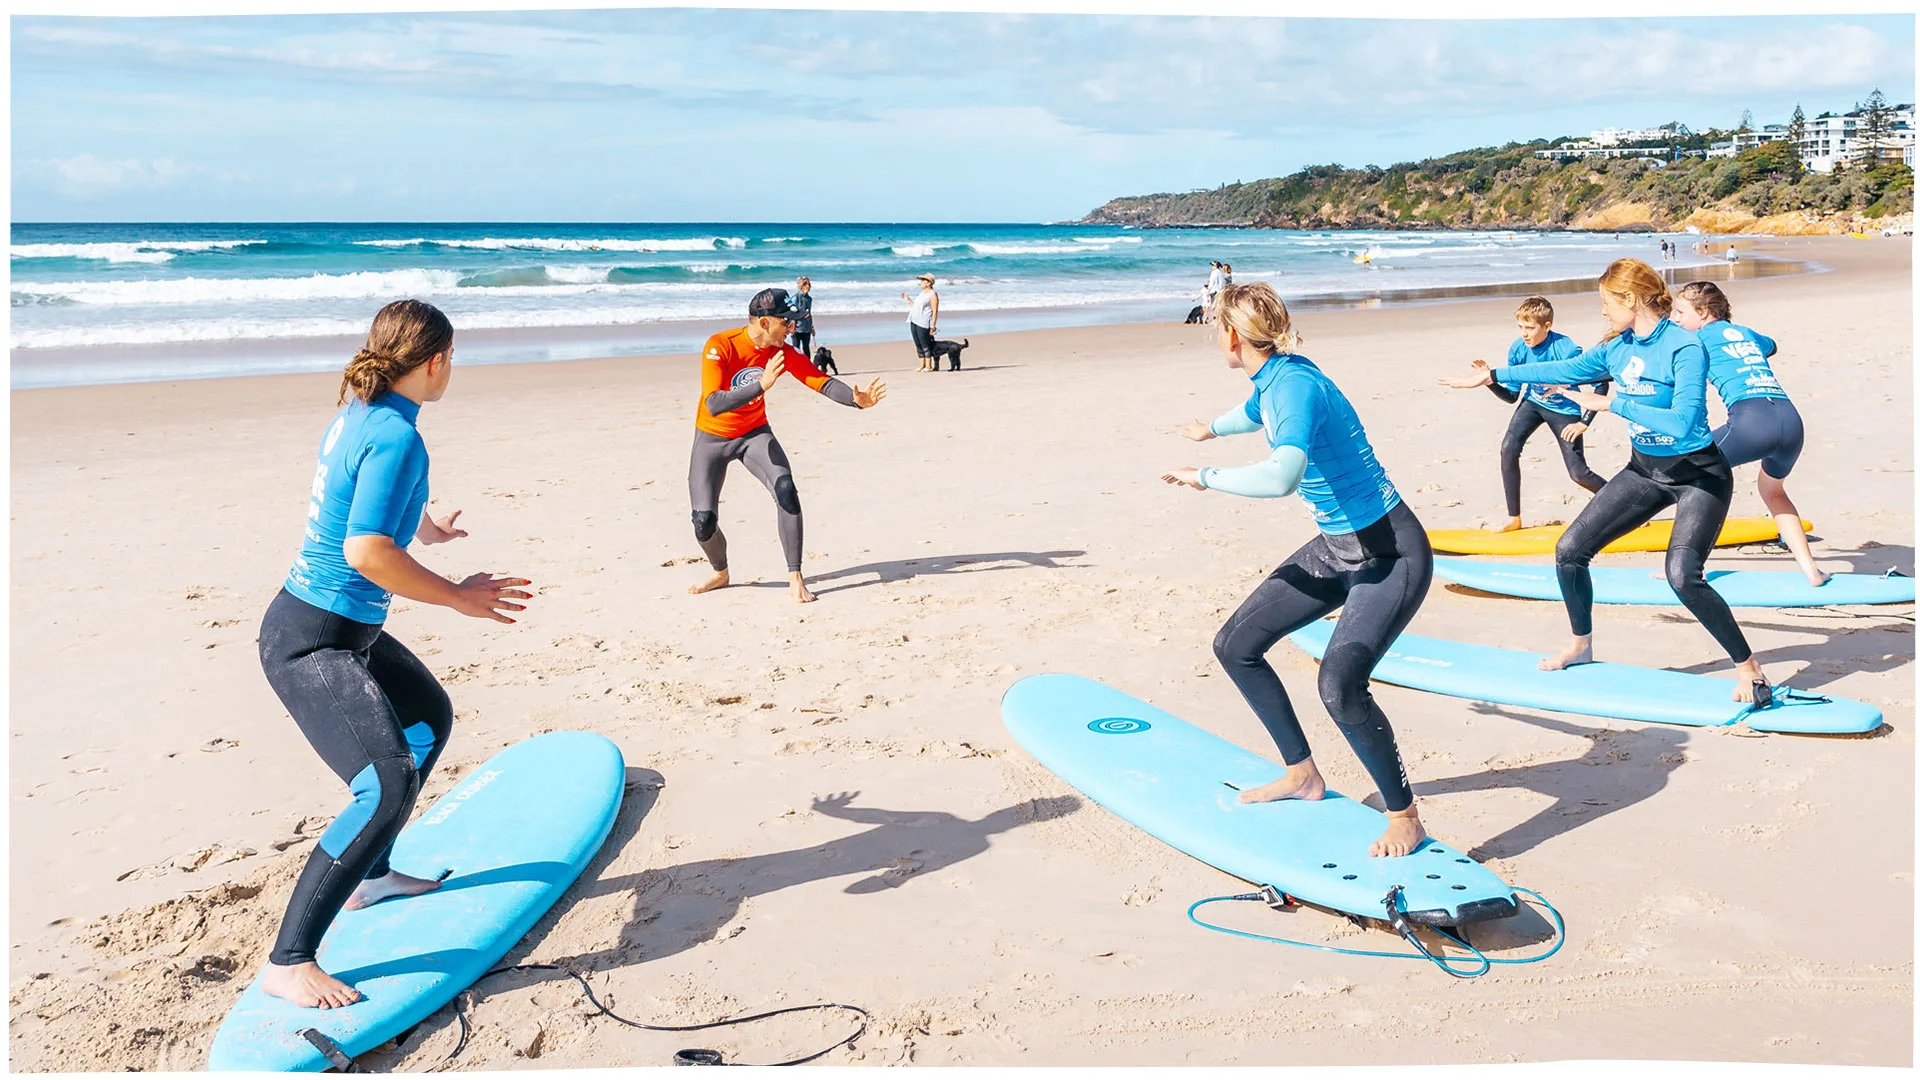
[1427,516,1813,556]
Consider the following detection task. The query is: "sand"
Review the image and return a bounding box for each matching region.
[8,235,1913,1069]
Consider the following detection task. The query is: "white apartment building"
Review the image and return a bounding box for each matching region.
[1798,106,1915,173]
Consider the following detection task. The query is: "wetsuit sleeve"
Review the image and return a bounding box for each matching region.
[1486,383,1519,404]
[1199,445,1309,498]
[706,382,765,415]
[1491,349,1608,387]
[345,433,429,540]
[1208,401,1263,437]
[1609,340,1708,439]
[818,378,858,406]
[783,345,858,405]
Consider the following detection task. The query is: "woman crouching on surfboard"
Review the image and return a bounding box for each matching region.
[1671,280,1827,588]
[258,300,531,1008]
[1440,259,1770,702]
[1164,282,1431,858]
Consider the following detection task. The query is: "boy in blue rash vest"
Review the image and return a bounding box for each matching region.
[1442,259,1771,703]
[257,300,532,1010]
[1673,280,1827,587]
[1164,281,1434,859]
[1481,296,1608,532]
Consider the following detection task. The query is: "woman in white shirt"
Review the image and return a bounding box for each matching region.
[902,273,940,372]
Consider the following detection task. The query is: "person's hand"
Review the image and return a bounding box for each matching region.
[1558,388,1610,412]
[452,573,532,624]
[1161,467,1205,490]
[1178,420,1216,442]
[1560,421,1589,443]
[853,378,887,407]
[1439,359,1494,389]
[417,508,468,545]
[758,352,787,393]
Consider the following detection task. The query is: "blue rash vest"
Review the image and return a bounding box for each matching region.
[1204,353,1400,534]
[1493,318,1713,456]
[1695,319,1787,407]
[284,392,431,624]
[1501,331,1594,415]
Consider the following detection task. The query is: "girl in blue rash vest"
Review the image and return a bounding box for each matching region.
[1164,282,1433,859]
[1441,259,1771,702]
[1673,280,1828,587]
[257,300,533,1010]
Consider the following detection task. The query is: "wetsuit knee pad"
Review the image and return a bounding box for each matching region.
[1317,642,1381,723]
[772,475,801,515]
[316,756,419,859]
[691,510,719,542]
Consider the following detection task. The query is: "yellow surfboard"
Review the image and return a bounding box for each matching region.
[1428,517,1812,556]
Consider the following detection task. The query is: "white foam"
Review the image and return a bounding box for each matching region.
[10,240,268,263]
[12,269,466,306]
[888,244,937,258]
[350,236,743,253]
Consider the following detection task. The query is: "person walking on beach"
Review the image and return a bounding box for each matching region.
[1204,260,1226,322]
[1163,281,1434,858]
[903,273,940,372]
[1440,259,1771,702]
[689,287,886,604]
[1476,295,1609,532]
[790,277,816,363]
[1671,280,1826,586]
[257,299,532,1008]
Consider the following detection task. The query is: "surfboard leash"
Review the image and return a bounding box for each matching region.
[1185,884,1565,980]
[431,962,869,1069]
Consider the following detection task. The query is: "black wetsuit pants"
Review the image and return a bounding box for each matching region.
[258,589,452,966]
[1501,400,1605,517]
[1554,447,1752,662]
[689,425,803,574]
[1212,501,1430,812]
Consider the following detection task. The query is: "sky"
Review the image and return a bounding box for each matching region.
[10,5,1916,223]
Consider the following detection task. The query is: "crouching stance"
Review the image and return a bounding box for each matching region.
[689,288,886,603]
[260,300,530,1008]
[1164,282,1432,858]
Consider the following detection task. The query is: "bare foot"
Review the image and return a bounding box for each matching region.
[344,870,442,910]
[1238,760,1326,803]
[1537,636,1593,672]
[1803,568,1832,588]
[1731,657,1770,703]
[1370,808,1427,858]
[1493,515,1524,534]
[261,961,362,1009]
[688,569,730,595]
[789,572,817,604]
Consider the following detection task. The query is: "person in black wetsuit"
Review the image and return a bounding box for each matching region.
[256,300,531,1009]
[1164,282,1433,858]
[1480,296,1609,531]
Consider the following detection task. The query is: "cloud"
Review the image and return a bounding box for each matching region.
[23,153,239,195]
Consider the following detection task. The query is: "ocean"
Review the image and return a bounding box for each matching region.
[8,222,1723,388]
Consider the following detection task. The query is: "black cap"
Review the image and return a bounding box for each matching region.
[748,287,798,319]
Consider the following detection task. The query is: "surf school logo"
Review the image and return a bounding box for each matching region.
[732,367,765,389]
[1088,717,1151,735]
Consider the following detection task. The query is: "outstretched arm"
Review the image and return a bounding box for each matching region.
[1196,444,1309,497]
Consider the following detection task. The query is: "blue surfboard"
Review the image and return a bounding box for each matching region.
[1001,674,1517,927]
[1289,619,1882,735]
[1435,557,1914,608]
[208,731,627,1071]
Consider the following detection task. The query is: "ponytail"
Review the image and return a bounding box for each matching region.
[1595,258,1672,345]
[338,299,454,404]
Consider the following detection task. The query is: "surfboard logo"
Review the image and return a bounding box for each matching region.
[1088,717,1151,735]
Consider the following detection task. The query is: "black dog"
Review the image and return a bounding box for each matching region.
[812,345,838,375]
[1185,304,1204,324]
[929,338,969,371]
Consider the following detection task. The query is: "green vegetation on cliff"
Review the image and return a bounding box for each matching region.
[1082,140,1914,231]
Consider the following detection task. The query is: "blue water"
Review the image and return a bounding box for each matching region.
[9,222,1715,387]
